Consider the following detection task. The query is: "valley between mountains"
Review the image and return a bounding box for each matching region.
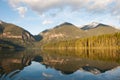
[0,20,120,50]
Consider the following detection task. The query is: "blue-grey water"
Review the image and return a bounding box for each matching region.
[0,49,120,80]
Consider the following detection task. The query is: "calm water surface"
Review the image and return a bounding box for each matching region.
[0,49,120,80]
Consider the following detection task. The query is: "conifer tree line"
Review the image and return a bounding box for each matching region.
[43,32,120,49]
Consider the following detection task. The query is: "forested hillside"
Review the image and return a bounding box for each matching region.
[0,20,36,49]
[43,32,120,49]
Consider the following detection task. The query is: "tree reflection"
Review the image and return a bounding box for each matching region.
[0,49,120,80]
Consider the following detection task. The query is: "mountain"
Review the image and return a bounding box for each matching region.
[81,22,100,30]
[40,22,86,43]
[0,20,36,49]
[39,22,120,43]
[81,22,120,36]
[81,22,114,30]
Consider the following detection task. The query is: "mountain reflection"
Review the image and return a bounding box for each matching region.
[0,49,120,80]
[1,61,120,80]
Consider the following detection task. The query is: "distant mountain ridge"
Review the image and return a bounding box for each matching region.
[81,22,108,30]
[40,22,120,43]
[81,22,119,37]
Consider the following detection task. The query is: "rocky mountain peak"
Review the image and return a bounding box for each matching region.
[54,22,74,29]
[61,22,73,26]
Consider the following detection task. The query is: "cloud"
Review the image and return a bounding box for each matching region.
[17,7,27,18]
[42,20,53,25]
[8,0,120,18]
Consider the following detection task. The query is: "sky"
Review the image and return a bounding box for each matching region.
[0,0,120,35]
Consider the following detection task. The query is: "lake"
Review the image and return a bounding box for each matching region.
[0,49,120,80]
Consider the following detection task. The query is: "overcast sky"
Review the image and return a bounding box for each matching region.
[0,0,120,34]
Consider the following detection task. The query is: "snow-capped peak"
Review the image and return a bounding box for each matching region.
[81,22,100,30]
[88,22,99,28]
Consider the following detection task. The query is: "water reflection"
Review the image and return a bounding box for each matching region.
[0,49,120,80]
[1,61,120,80]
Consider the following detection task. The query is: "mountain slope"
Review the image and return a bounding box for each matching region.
[40,22,86,43]
[86,26,119,36]
[0,20,36,48]
[0,39,24,50]
[81,22,120,36]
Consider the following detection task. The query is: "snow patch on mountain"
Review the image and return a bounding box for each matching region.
[81,22,100,30]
